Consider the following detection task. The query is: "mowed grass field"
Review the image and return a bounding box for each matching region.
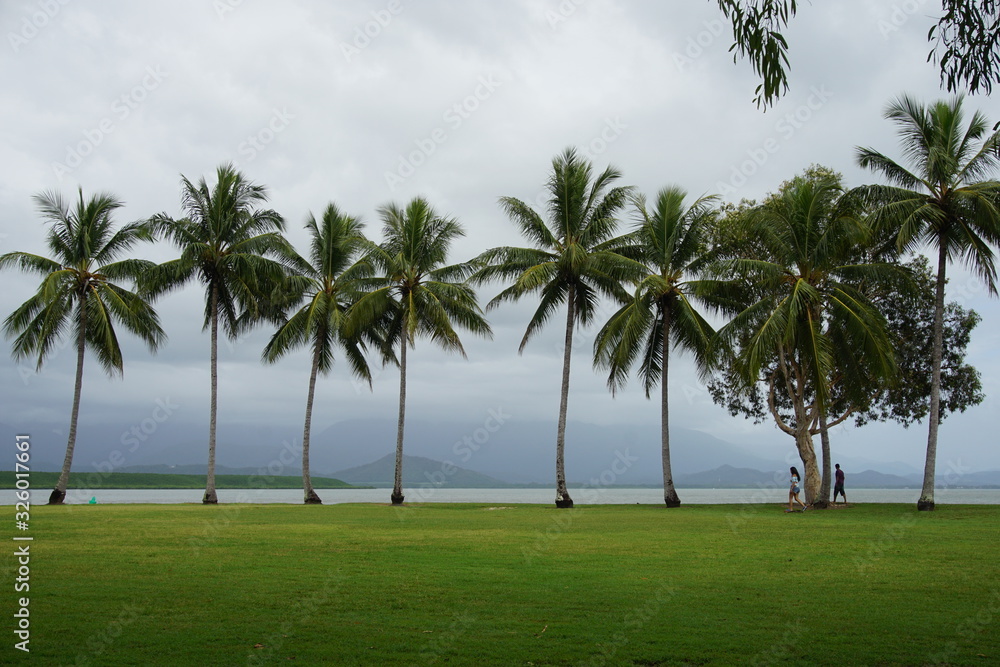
[4,502,999,665]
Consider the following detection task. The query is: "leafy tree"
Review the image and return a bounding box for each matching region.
[473,148,640,508]
[710,256,983,501]
[593,187,719,507]
[930,1,1000,99]
[855,96,1000,510]
[1,190,164,504]
[262,204,382,504]
[717,1,1000,107]
[854,256,985,429]
[714,174,898,504]
[348,197,491,506]
[715,0,798,108]
[144,164,292,504]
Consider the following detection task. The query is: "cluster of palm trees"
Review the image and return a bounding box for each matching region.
[4,95,998,511]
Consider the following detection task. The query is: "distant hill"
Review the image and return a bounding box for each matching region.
[0,471,362,490]
[675,466,1000,489]
[332,453,512,488]
[310,419,791,485]
[119,464,289,476]
[676,465,784,488]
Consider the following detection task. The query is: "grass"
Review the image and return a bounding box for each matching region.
[0,471,361,490]
[4,502,999,665]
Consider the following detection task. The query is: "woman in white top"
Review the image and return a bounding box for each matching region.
[786,466,808,512]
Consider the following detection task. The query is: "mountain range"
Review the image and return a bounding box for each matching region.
[112,458,1000,489]
[5,416,997,487]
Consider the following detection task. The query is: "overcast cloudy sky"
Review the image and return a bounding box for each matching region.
[2,0,998,475]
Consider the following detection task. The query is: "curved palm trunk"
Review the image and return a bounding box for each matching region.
[661,313,680,507]
[554,287,575,508]
[203,285,219,504]
[918,245,948,511]
[49,293,87,505]
[815,411,831,509]
[302,343,322,504]
[391,328,407,505]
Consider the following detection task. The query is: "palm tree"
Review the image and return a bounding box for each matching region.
[1,189,164,504]
[144,164,292,504]
[473,148,640,508]
[262,204,381,504]
[594,187,719,507]
[348,197,492,505]
[719,174,898,503]
[855,95,1000,511]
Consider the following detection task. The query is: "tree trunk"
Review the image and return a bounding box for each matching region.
[661,312,680,508]
[918,244,947,511]
[391,327,407,505]
[302,343,322,504]
[794,427,821,505]
[554,286,575,508]
[49,293,87,505]
[815,410,831,509]
[203,284,219,504]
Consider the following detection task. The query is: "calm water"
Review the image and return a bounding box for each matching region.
[7,487,999,505]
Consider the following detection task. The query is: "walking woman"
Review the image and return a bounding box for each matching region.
[786,466,808,512]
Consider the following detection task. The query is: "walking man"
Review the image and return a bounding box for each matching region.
[833,463,847,505]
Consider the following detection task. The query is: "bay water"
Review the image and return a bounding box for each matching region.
[8,487,998,505]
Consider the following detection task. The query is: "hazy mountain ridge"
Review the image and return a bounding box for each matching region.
[332,453,512,488]
[4,418,996,487]
[88,460,1000,489]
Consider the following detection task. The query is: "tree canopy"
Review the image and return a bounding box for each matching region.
[719,0,1000,107]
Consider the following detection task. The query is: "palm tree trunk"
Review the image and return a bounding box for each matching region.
[302,343,322,504]
[918,244,948,511]
[554,286,575,508]
[49,293,87,505]
[203,284,219,504]
[661,313,680,508]
[391,327,407,505]
[815,410,831,509]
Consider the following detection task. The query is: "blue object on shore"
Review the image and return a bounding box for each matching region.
[89,496,97,504]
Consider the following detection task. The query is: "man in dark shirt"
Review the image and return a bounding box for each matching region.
[833,463,846,505]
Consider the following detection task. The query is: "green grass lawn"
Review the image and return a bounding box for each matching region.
[4,503,999,665]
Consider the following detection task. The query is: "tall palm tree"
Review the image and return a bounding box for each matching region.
[1,189,164,504]
[473,148,640,508]
[262,204,382,504]
[855,95,1000,511]
[144,164,292,504]
[348,197,492,505]
[594,187,719,508]
[720,174,898,503]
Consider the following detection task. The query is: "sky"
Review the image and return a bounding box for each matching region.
[1,0,998,476]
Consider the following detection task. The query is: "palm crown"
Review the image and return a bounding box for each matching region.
[856,95,1000,290]
[595,187,719,398]
[351,197,491,355]
[263,204,379,379]
[475,147,642,350]
[3,190,164,373]
[144,163,294,332]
